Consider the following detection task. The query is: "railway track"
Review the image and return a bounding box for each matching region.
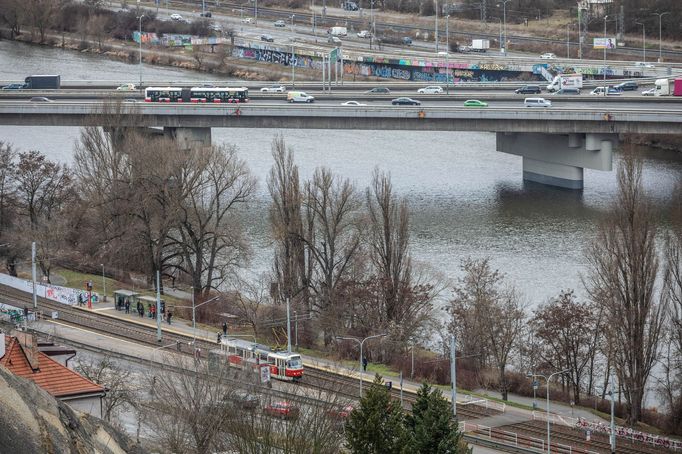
[0,282,497,419]
[495,420,675,454]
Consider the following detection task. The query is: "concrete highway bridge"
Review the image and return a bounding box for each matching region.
[1,101,680,189]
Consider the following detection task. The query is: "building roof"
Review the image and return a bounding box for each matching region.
[1,335,105,398]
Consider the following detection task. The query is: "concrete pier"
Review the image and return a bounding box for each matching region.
[496,132,615,189]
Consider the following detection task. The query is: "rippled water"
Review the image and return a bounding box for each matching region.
[1,40,681,307]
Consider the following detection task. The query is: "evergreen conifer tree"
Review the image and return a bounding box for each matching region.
[345,374,410,454]
[406,383,467,454]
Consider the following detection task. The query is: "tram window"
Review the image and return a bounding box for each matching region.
[287,357,302,368]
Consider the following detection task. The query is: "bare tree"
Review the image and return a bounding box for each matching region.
[585,151,666,424]
[12,150,74,282]
[169,144,256,299]
[87,14,109,50]
[26,0,60,42]
[304,168,362,345]
[233,274,271,339]
[268,136,310,308]
[0,0,25,38]
[449,258,525,401]
[531,290,602,404]
[75,355,135,423]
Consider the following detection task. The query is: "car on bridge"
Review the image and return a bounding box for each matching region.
[590,86,621,96]
[1,83,26,90]
[540,53,556,60]
[260,34,274,42]
[463,99,488,107]
[614,81,638,91]
[199,11,212,18]
[274,20,286,27]
[241,17,253,24]
[261,85,286,93]
[357,30,371,38]
[365,87,390,94]
[116,83,137,91]
[515,85,541,94]
[418,86,443,94]
[29,97,52,102]
[341,101,367,106]
[523,97,551,107]
[635,61,655,68]
[287,91,315,103]
[641,88,656,96]
[170,13,183,21]
[392,97,421,106]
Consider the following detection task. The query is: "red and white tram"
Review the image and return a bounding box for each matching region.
[210,337,303,381]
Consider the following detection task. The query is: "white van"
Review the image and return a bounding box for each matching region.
[287,91,315,103]
[524,97,552,107]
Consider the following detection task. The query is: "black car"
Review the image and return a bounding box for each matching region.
[391,97,421,106]
[260,34,274,42]
[515,85,541,94]
[200,11,212,17]
[365,87,390,94]
[614,81,638,91]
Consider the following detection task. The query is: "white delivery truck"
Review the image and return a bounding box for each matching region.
[330,27,348,37]
[546,74,583,93]
[471,39,490,52]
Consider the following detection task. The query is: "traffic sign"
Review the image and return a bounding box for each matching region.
[532,380,539,390]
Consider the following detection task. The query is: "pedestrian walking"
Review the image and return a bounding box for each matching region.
[222,322,227,335]
[362,357,368,371]
[151,304,156,319]
[125,300,130,314]
[217,333,222,344]
[137,302,143,317]
[167,311,172,325]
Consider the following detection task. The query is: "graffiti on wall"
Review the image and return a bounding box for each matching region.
[233,45,543,82]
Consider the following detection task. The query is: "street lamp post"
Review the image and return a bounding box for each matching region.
[491,17,502,52]
[603,15,609,86]
[635,21,645,63]
[499,0,512,55]
[101,264,106,302]
[336,333,387,397]
[435,0,439,53]
[290,18,296,88]
[445,15,450,94]
[652,12,670,63]
[527,370,569,454]
[137,14,146,89]
[566,23,571,59]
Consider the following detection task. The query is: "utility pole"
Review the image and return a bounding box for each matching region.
[137,14,145,89]
[286,297,292,353]
[652,12,670,63]
[635,21,645,63]
[603,15,609,85]
[450,335,457,417]
[434,0,439,53]
[31,242,37,309]
[610,373,616,453]
[156,271,161,342]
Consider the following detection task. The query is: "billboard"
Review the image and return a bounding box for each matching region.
[593,37,616,49]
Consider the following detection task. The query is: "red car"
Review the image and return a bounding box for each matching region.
[327,404,354,420]
[263,401,300,419]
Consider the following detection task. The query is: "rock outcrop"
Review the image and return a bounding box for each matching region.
[0,365,146,454]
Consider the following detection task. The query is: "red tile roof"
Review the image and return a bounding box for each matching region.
[1,336,105,398]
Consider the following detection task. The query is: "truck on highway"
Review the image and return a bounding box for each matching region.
[546,74,583,93]
[24,75,60,89]
[654,78,682,96]
[459,39,489,53]
[341,1,358,11]
[330,26,348,37]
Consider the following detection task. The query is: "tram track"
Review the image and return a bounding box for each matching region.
[4,283,667,453]
[497,420,674,454]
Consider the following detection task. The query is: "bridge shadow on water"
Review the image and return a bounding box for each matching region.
[492,180,606,225]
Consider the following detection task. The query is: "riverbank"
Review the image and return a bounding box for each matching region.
[0,27,328,83]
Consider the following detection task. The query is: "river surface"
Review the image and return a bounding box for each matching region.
[1,40,681,308]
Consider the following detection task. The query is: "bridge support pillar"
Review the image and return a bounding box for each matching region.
[496,132,615,189]
[164,127,212,150]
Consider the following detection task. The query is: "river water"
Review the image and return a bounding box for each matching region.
[1,40,681,307]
